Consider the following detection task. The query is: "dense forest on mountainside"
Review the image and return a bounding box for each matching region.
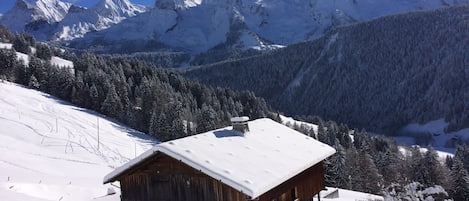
[184,5,469,135]
[110,47,263,68]
[287,117,469,200]
[0,25,272,141]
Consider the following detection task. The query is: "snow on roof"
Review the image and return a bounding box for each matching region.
[230,116,249,122]
[103,118,336,199]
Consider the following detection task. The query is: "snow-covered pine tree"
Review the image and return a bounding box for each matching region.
[455,144,469,172]
[359,151,383,194]
[100,85,123,118]
[421,147,449,188]
[325,139,347,188]
[28,75,40,89]
[450,158,469,200]
[196,104,216,133]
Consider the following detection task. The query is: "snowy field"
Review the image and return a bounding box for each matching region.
[0,42,74,71]
[397,119,469,148]
[51,56,74,74]
[0,42,12,49]
[0,81,156,201]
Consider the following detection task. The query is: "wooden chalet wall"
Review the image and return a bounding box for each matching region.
[257,162,325,201]
[117,153,325,201]
[118,153,248,201]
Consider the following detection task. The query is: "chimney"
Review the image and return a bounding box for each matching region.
[231,116,250,133]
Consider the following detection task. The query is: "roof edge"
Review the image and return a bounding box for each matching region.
[103,147,159,184]
[251,146,336,198]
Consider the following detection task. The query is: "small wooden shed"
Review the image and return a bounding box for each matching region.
[104,118,336,201]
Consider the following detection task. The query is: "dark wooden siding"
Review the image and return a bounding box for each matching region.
[118,153,325,201]
[119,153,248,201]
[257,162,325,201]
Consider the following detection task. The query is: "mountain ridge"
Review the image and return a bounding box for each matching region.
[0,0,71,32]
[0,0,146,41]
[52,0,146,40]
[2,0,469,54]
[184,5,469,135]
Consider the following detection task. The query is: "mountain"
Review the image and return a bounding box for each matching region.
[52,0,146,40]
[184,5,469,135]
[70,0,468,54]
[0,0,71,32]
[2,0,468,53]
[0,0,146,41]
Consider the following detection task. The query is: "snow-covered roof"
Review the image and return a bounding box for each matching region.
[103,118,336,199]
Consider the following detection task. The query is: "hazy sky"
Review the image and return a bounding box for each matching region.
[0,0,155,14]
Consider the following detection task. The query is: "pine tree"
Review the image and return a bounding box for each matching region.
[148,111,160,137]
[28,75,40,89]
[353,129,367,150]
[155,112,171,141]
[0,49,18,80]
[421,147,448,187]
[12,34,31,54]
[100,85,123,118]
[325,139,348,188]
[445,155,454,169]
[455,144,469,172]
[196,105,216,133]
[376,149,402,187]
[36,43,52,60]
[89,84,100,111]
[167,101,187,138]
[406,146,423,183]
[450,158,469,201]
[345,146,360,190]
[317,122,330,145]
[408,147,450,188]
[359,151,383,194]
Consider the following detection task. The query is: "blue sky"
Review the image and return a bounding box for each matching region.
[0,0,155,14]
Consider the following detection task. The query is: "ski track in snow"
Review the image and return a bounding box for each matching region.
[0,81,156,200]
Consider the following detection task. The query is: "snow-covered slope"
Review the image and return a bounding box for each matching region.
[0,81,156,200]
[73,0,468,53]
[0,0,71,32]
[0,42,74,70]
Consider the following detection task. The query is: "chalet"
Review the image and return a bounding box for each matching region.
[103,117,336,201]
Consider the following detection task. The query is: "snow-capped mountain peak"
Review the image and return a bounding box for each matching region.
[0,0,146,41]
[35,0,72,22]
[73,0,469,53]
[3,0,469,53]
[50,0,147,40]
[0,0,71,32]
[94,0,146,17]
[155,0,202,10]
